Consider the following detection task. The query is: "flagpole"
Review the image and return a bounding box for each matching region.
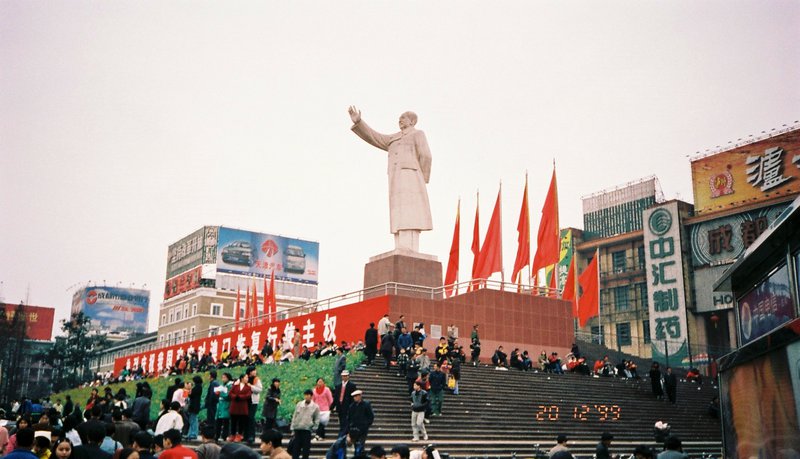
[499,181,504,286]
[596,247,603,345]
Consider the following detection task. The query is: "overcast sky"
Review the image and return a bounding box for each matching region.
[2,1,798,337]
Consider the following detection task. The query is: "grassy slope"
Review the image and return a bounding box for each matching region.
[53,353,364,423]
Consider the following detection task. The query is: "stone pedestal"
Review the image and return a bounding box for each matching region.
[364,249,443,299]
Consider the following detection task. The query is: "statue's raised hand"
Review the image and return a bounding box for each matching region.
[348,105,361,124]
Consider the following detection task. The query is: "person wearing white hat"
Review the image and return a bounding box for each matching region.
[331,371,357,437]
[346,391,373,457]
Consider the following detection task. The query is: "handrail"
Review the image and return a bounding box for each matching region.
[153,279,562,351]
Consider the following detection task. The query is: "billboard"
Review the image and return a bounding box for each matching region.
[114,296,389,373]
[216,227,319,284]
[71,287,150,334]
[166,226,219,279]
[691,128,800,216]
[693,265,734,313]
[556,229,574,288]
[644,202,690,365]
[1,304,55,341]
[688,203,788,267]
[736,263,796,346]
[164,266,203,300]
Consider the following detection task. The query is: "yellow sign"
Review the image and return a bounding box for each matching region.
[691,129,800,215]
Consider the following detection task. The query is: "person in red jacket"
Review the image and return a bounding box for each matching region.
[159,429,197,459]
[227,374,252,442]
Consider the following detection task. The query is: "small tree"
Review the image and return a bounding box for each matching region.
[43,312,108,389]
[0,302,29,403]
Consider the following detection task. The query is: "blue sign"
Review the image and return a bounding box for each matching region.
[71,287,150,334]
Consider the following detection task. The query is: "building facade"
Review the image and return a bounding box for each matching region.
[573,177,664,358]
[156,226,320,348]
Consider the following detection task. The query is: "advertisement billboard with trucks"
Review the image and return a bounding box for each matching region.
[216,226,319,284]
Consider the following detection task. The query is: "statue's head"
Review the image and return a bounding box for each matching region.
[399,111,418,129]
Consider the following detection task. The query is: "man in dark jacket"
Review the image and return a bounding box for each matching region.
[4,428,36,459]
[73,423,113,459]
[595,432,614,459]
[132,389,151,431]
[428,362,446,416]
[379,333,395,369]
[187,376,203,440]
[364,323,378,366]
[346,391,373,457]
[664,367,678,405]
[204,371,220,436]
[331,372,357,436]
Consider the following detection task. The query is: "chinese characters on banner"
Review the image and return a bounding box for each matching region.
[690,129,800,215]
[164,266,203,300]
[114,296,390,373]
[644,203,690,366]
[688,204,789,267]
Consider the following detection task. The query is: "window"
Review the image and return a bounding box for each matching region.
[190,326,196,339]
[176,309,182,321]
[612,250,626,273]
[183,305,189,318]
[160,335,164,342]
[169,309,175,323]
[637,283,648,308]
[211,303,222,316]
[643,320,651,344]
[161,314,166,326]
[614,286,629,311]
[591,325,605,345]
[209,326,221,337]
[191,304,197,317]
[167,332,172,343]
[637,246,646,270]
[616,322,631,347]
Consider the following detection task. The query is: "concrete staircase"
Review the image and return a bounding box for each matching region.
[300,357,722,458]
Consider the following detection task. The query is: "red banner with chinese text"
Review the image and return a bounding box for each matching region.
[2,303,55,341]
[114,296,390,374]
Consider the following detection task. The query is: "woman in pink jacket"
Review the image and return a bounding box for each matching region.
[311,377,333,440]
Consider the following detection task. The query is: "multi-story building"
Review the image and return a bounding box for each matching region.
[571,125,800,368]
[573,176,665,358]
[685,125,800,357]
[156,226,320,347]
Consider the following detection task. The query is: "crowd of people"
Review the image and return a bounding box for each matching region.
[543,430,693,459]
[0,312,714,459]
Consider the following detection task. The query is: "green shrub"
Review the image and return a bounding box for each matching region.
[50,352,364,424]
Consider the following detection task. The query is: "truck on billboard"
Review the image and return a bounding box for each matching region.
[71,287,150,334]
[216,227,319,284]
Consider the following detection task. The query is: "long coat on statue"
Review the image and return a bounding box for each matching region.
[351,120,433,233]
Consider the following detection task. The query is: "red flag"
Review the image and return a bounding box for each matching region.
[532,167,560,283]
[470,194,480,290]
[562,258,577,316]
[269,270,276,319]
[578,252,599,328]
[512,176,530,285]
[474,187,503,282]
[444,201,460,297]
[235,287,241,330]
